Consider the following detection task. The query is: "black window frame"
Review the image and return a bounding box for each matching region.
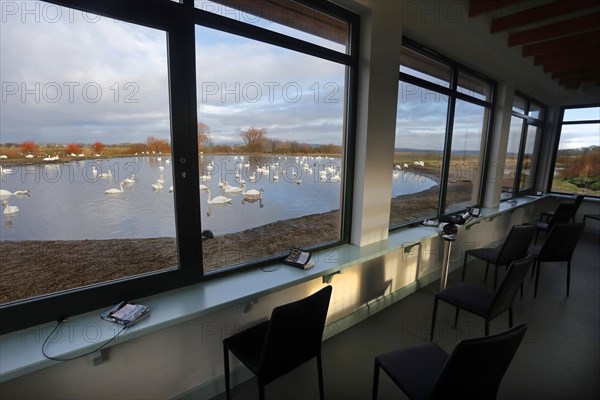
[548,102,600,198]
[0,0,359,334]
[502,93,546,199]
[390,37,496,230]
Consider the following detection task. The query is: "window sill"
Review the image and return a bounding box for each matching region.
[0,195,545,383]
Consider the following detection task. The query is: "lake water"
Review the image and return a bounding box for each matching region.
[0,155,436,241]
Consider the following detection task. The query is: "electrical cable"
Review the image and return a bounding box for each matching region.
[41,319,128,362]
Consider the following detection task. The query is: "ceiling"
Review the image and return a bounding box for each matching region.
[468,0,600,91]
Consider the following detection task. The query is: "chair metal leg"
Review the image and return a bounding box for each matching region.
[462,253,468,282]
[317,353,324,400]
[567,260,571,297]
[430,297,439,341]
[453,307,460,327]
[484,262,489,281]
[493,263,498,291]
[534,261,541,298]
[223,345,231,400]
[372,360,380,400]
[258,384,265,400]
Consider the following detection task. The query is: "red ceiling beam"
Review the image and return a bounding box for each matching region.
[508,13,600,46]
[491,0,598,33]
[469,0,524,18]
[523,30,600,57]
[543,56,600,73]
[534,44,600,65]
[552,67,600,80]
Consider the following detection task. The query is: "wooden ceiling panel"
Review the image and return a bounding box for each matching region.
[470,0,600,89]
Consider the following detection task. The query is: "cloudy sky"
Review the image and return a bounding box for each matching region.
[0,1,346,147]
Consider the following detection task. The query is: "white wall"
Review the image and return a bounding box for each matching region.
[0,0,589,398]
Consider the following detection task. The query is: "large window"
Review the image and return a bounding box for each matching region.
[550,105,600,197]
[0,0,359,333]
[501,94,545,199]
[391,40,494,227]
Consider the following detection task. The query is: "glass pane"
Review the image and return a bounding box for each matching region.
[562,106,600,122]
[390,81,447,227]
[195,26,345,272]
[501,116,524,199]
[0,3,176,304]
[528,102,544,120]
[551,123,600,196]
[445,100,488,213]
[195,0,348,53]
[518,125,539,190]
[512,95,526,114]
[457,71,492,102]
[399,47,451,88]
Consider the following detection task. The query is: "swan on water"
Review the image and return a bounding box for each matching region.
[2,200,19,214]
[105,181,125,194]
[206,189,231,204]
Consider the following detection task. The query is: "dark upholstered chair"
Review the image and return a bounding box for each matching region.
[529,223,585,298]
[540,194,584,223]
[462,224,536,291]
[223,285,332,400]
[432,255,533,340]
[373,324,527,400]
[535,202,577,244]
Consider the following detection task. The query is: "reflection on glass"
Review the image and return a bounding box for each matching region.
[502,116,524,198]
[390,81,447,227]
[400,47,451,88]
[457,71,492,102]
[0,3,176,304]
[445,100,487,213]
[518,125,539,191]
[195,26,345,272]
[194,0,348,53]
[551,122,600,196]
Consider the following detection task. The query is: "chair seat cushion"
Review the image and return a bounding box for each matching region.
[376,343,448,400]
[436,283,492,316]
[223,320,270,374]
[466,246,501,263]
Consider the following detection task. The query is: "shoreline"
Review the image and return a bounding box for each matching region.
[0,179,472,304]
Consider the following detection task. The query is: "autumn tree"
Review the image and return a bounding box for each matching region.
[65,143,82,155]
[146,136,171,154]
[20,140,37,154]
[240,127,267,153]
[91,141,105,154]
[197,122,213,152]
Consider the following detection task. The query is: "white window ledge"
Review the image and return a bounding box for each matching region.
[0,195,545,382]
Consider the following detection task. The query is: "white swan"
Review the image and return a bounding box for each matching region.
[2,200,19,214]
[157,174,165,184]
[206,189,231,204]
[105,181,125,194]
[199,184,208,191]
[168,185,174,193]
[99,170,112,178]
[224,183,243,193]
[0,189,30,197]
[152,182,164,190]
[0,165,14,174]
[242,184,263,200]
[123,174,136,184]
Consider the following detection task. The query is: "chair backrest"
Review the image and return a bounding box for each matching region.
[428,324,527,400]
[488,255,534,320]
[258,285,332,383]
[549,203,577,227]
[537,223,585,263]
[497,224,536,266]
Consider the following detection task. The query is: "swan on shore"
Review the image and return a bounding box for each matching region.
[206,189,231,204]
[2,200,19,214]
[105,181,125,194]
